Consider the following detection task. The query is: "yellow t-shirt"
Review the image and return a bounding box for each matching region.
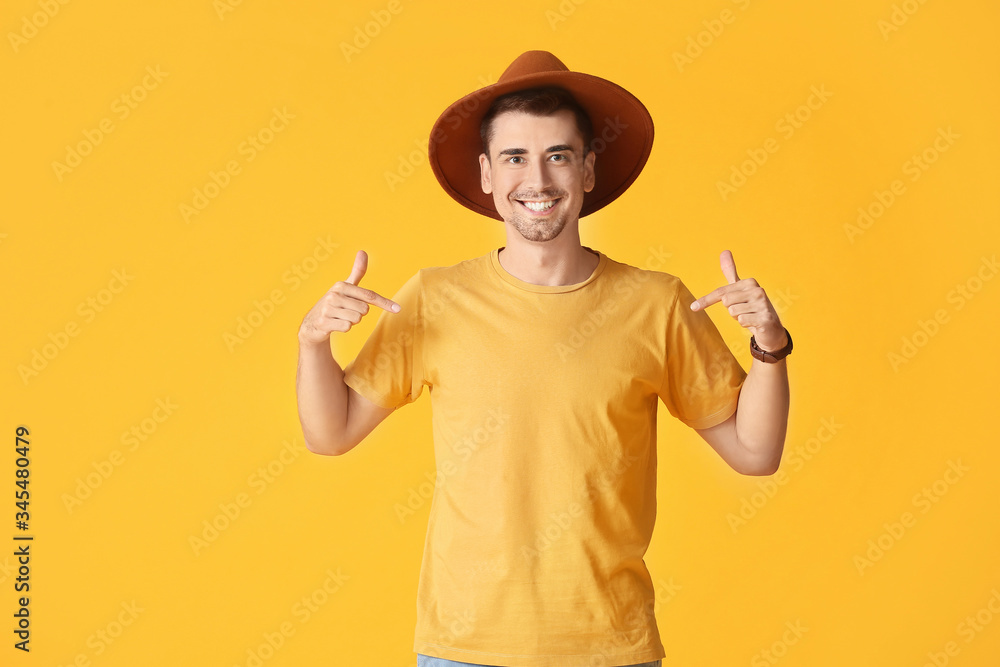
[343,246,747,667]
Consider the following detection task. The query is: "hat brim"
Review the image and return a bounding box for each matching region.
[428,71,654,221]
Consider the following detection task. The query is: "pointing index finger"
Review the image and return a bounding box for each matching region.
[354,284,402,313]
[691,251,739,311]
[340,250,401,312]
[690,287,724,311]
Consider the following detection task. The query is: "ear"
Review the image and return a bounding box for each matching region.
[583,149,596,193]
[479,153,492,194]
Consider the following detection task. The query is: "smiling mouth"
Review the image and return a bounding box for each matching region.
[516,198,560,214]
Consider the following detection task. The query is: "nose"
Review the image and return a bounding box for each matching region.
[522,156,554,193]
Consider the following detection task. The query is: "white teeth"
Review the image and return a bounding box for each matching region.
[522,200,556,212]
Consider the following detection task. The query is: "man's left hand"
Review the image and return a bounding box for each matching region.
[689,250,788,352]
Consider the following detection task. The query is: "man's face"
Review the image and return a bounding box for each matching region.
[479,109,595,242]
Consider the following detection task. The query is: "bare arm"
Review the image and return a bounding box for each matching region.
[694,352,789,475]
[295,339,346,455]
[688,250,791,475]
[295,250,400,456]
[295,339,395,455]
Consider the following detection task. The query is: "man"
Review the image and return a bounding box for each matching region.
[296,51,791,667]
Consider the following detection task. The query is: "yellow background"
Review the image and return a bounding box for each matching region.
[3,0,999,665]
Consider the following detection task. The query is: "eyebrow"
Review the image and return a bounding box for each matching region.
[497,144,575,158]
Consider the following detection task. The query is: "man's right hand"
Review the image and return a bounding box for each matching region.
[298,250,402,346]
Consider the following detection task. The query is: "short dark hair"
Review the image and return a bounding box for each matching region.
[480,86,594,159]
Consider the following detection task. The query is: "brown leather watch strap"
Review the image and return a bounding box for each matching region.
[750,327,793,363]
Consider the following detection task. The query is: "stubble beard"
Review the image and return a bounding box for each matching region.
[505,190,572,243]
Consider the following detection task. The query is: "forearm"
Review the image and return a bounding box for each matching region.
[734,356,790,473]
[296,338,349,455]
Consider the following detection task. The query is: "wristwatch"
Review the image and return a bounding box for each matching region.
[750,327,793,363]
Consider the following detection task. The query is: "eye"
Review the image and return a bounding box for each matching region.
[549,154,567,162]
[507,155,525,164]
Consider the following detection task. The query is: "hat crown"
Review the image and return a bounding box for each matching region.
[498,50,569,83]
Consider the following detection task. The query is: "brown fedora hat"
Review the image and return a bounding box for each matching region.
[428,50,655,221]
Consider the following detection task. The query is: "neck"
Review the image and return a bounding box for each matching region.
[497,230,599,286]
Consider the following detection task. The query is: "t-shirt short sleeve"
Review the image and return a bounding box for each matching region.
[342,270,424,410]
[658,278,747,430]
